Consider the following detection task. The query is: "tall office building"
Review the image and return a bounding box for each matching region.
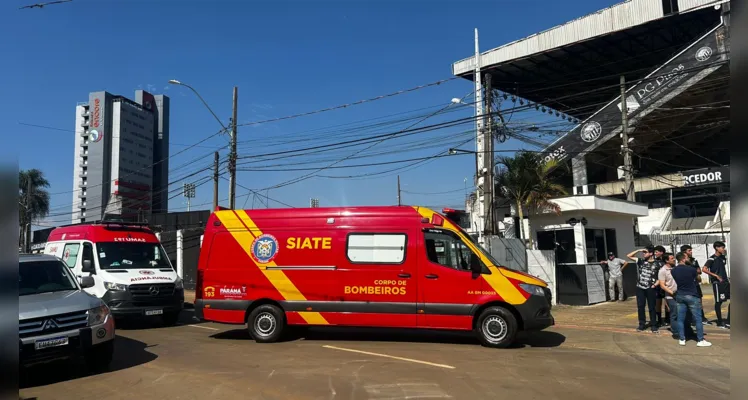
[72,90,170,223]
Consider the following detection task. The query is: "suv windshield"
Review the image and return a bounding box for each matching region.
[19,260,79,296]
[96,242,172,270]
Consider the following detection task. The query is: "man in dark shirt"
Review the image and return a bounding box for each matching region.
[681,244,709,325]
[703,241,730,328]
[672,252,711,347]
[626,246,660,333]
[653,245,667,326]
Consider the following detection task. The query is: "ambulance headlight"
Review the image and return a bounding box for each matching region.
[174,277,184,290]
[519,283,545,297]
[88,304,110,326]
[104,281,128,291]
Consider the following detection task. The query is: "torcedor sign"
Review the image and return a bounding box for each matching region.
[682,167,729,187]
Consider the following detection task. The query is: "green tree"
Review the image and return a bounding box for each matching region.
[494,151,567,248]
[19,169,51,249]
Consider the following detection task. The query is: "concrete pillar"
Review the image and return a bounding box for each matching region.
[572,156,588,187]
[573,223,587,264]
[176,229,184,279]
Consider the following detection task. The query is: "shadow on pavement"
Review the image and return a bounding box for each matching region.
[114,308,207,330]
[211,326,566,348]
[20,336,157,389]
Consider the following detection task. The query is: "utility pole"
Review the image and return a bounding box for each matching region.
[473,27,486,245]
[484,73,494,237]
[620,76,634,202]
[213,151,219,210]
[397,175,401,206]
[228,86,238,209]
[24,178,32,253]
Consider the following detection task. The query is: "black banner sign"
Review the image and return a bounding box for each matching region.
[542,24,726,166]
[682,166,729,187]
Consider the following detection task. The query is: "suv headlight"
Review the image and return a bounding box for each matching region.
[519,283,545,297]
[104,281,128,291]
[88,304,110,326]
[174,277,184,290]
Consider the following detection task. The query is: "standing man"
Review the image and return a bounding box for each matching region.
[653,245,668,326]
[703,241,730,329]
[627,246,660,333]
[681,244,710,325]
[672,252,712,347]
[658,253,678,338]
[601,252,628,301]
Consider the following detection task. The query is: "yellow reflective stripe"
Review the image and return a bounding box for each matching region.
[413,206,527,305]
[501,268,546,287]
[214,210,329,325]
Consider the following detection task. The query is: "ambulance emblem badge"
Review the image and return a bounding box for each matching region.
[251,234,279,264]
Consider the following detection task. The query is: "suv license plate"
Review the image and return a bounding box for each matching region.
[35,336,69,350]
[145,309,163,316]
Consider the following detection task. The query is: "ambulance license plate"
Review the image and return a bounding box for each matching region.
[35,336,69,350]
[145,309,163,316]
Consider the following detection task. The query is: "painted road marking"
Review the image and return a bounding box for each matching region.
[180,324,220,331]
[322,345,456,369]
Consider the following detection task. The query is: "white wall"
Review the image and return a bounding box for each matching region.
[637,207,669,234]
[527,250,556,305]
[529,211,637,264]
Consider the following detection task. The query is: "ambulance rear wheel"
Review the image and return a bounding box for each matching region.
[476,306,517,349]
[248,304,286,343]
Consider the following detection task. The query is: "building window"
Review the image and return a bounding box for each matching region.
[537,229,577,264]
[346,233,407,264]
[585,228,618,263]
[61,243,81,268]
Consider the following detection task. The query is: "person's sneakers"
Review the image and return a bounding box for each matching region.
[724,323,730,329]
[703,320,712,326]
[717,324,729,330]
[679,340,686,346]
[636,326,645,332]
[697,340,712,347]
[652,329,660,335]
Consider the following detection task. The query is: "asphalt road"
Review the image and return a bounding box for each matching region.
[20,305,731,400]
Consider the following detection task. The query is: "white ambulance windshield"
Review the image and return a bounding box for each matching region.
[96,242,172,270]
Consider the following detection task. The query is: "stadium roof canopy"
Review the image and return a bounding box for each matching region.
[451,0,730,184]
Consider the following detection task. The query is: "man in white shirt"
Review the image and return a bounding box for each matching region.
[601,252,628,301]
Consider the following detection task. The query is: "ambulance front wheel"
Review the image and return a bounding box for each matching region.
[475,306,518,349]
[248,304,286,343]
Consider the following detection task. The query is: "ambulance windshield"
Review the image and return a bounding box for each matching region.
[95,242,172,270]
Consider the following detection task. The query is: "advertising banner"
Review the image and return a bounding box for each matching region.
[541,24,727,166]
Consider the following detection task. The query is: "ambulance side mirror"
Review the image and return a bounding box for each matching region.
[470,253,481,274]
[82,260,96,274]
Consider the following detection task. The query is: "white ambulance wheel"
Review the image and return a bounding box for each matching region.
[248,304,286,343]
[476,306,517,349]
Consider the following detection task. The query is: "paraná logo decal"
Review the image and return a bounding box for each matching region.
[251,234,279,264]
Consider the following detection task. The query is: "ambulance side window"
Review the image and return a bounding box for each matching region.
[424,230,475,272]
[346,233,407,264]
[61,243,81,269]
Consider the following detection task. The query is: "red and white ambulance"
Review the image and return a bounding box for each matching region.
[195,206,553,348]
[44,222,184,325]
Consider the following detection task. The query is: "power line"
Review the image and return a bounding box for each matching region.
[235,77,460,128]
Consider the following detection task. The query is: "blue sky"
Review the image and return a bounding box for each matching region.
[3,0,615,225]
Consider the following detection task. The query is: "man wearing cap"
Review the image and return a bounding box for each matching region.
[601,252,628,301]
[703,241,730,329]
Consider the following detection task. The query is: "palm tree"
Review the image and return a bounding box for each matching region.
[494,151,567,248]
[19,169,51,250]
